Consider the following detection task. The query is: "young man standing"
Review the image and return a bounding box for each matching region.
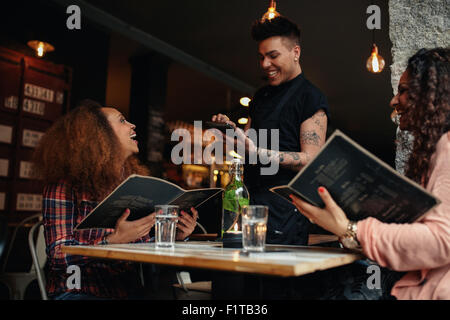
[213,16,329,245]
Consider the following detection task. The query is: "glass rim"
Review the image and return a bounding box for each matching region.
[154,204,179,209]
[242,205,268,218]
[154,204,179,215]
[243,205,268,210]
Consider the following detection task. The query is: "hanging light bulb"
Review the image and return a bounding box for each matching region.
[239,97,251,107]
[238,117,248,125]
[261,0,281,22]
[27,40,55,58]
[366,44,385,73]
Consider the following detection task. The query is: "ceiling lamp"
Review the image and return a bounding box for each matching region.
[366,43,385,74]
[239,97,251,107]
[261,0,281,22]
[238,118,248,125]
[27,40,55,58]
[365,6,384,74]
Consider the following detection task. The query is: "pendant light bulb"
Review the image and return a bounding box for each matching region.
[366,44,385,73]
[261,0,281,22]
[27,40,55,58]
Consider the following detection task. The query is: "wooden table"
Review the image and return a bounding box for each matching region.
[189,233,339,246]
[62,241,362,277]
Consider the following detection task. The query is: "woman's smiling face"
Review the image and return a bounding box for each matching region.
[101,107,139,158]
[390,70,412,131]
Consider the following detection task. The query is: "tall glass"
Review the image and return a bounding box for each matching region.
[155,205,178,249]
[242,205,268,252]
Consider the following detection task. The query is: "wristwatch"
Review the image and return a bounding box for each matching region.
[339,220,362,250]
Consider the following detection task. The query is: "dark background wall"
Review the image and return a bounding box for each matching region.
[0,0,396,165]
[85,0,396,165]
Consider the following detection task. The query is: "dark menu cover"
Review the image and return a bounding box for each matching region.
[270,130,440,223]
[75,175,223,230]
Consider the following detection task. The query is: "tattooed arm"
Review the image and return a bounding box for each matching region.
[257,109,327,171]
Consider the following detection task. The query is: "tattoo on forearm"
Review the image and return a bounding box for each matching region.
[291,152,300,161]
[279,151,307,168]
[258,148,311,171]
[300,131,321,146]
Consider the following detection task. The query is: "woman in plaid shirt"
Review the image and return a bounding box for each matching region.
[32,99,198,300]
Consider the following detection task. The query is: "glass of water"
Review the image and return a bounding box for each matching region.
[242,205,268,252]
[155,205,179,249]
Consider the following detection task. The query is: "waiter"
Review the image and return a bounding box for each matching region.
[213,16,329,245]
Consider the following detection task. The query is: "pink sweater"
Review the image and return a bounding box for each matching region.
[357,132,450,300]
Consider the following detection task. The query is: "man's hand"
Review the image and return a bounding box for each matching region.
[212,113,257,157]
[106,209,156,244]
[211,113,236,129]
[176,207,199,240]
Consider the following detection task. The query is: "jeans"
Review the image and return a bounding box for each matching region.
[293,259,405,300]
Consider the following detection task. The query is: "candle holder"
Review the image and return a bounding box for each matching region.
[222,231,243,248]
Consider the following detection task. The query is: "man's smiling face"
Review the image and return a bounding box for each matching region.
[257,36,301,86]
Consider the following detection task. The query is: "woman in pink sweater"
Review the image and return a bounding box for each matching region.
[291,48,450,300]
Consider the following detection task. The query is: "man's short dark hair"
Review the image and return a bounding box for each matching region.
[251,16,301,46]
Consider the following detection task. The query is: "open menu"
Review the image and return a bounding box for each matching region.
[270,130,440,223]
[75,175,222,230]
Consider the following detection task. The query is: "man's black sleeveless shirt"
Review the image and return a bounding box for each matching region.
[245,73,330,188]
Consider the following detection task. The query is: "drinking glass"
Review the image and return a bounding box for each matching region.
[155,205,179,249]
[242,205,268,252]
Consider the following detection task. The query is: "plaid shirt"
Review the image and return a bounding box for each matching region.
[43,181,151,299]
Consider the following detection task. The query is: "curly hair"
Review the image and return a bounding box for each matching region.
[32,99,149,200]
[404,48,450,185]
[251,16,301,47]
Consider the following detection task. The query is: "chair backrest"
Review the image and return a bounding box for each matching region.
[1,213,41,274]
[196,222,208,234]
[28,220,48,300]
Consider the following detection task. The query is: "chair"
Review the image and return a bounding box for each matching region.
[28,220,48,300]
[172,271,212,300]
[172,221,212,300]
[195,222,208,235]
[0,213,43,300]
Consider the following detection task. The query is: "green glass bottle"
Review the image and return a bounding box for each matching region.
[221,158,249,239]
